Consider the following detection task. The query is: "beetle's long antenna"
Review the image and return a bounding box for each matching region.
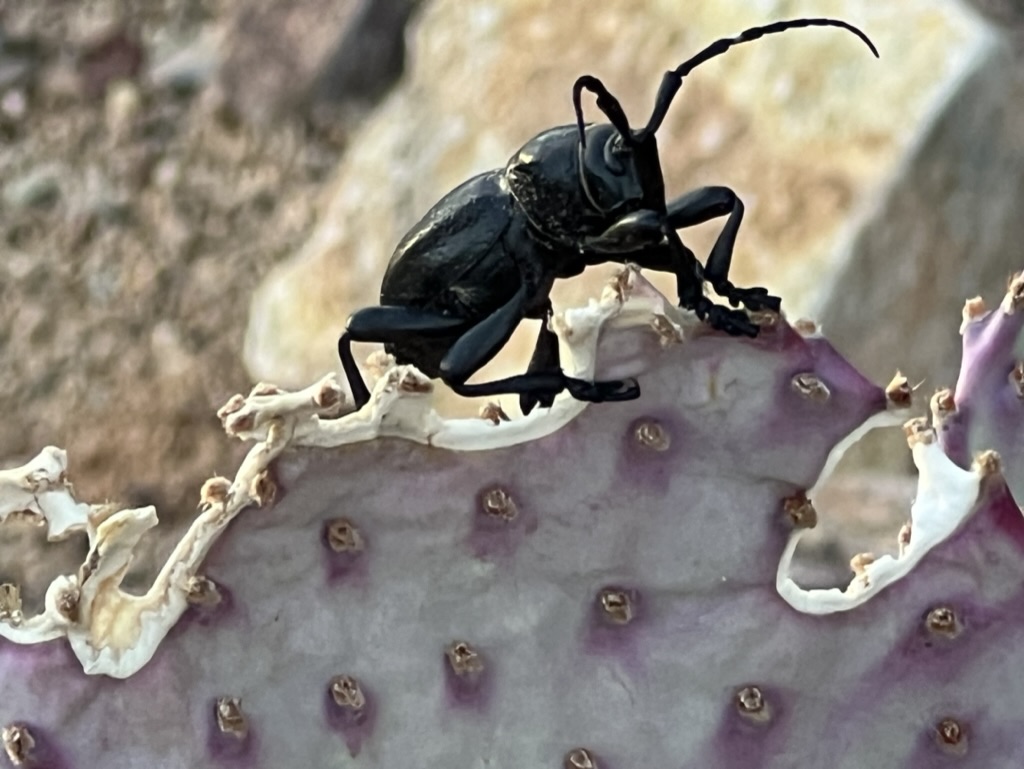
[636,18,878,141]
[572,75,636,149]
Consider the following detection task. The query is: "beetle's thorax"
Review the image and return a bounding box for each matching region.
[504,123,665,251]
[504,125,589,248]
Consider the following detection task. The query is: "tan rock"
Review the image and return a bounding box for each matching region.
[215,0,361,125]
[214,0,419,126]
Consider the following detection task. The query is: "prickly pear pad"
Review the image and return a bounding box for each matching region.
[2,269,1021,769]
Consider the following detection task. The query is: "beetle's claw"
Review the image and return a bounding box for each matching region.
[520,390,556,416]
[725,285,780,314]
[565,376,640,403]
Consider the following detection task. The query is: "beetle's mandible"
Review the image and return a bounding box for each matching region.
[339,17,878,415]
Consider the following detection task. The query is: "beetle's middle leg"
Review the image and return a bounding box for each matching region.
[439,286,639,409]
[519,303,561,415]
[666,186,780,313]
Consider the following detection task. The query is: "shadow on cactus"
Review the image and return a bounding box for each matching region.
[1,267,1023,768]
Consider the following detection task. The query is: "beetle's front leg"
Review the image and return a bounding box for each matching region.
[585,216,705,310]
[662,230,760,336]
[607,231,761,337]
[666,186,780,313]
[583,209,665,254]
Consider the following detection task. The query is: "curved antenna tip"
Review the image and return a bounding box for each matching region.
[849,25,880,58]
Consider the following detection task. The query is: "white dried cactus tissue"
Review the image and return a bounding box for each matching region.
[2,267,1023,768]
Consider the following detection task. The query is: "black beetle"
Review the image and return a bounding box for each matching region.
[339,17,877,414]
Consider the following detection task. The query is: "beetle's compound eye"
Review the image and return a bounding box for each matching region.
[603,135,628,176]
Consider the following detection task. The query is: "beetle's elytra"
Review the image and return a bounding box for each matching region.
[339,17,878,414]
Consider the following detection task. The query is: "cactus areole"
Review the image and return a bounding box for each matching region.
[3,266,1024,767]
[338,18,878,415]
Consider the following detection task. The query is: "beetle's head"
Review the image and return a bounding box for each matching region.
[571,17,879,221]
[571,74,667,225]
[577,122,665,219]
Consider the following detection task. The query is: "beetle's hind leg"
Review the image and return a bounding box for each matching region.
[340,306,470,409]
[447,373,640,408]
[666,186,780,313]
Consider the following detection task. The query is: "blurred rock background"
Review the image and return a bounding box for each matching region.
[1,0,1021,599]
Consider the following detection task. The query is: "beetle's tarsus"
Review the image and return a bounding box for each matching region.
[696,300,761,337]
[716,284,781,314]
[447,370,638,410]
[565,376,641,403]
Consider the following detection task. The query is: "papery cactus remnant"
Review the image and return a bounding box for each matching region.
[1,268,1022,768]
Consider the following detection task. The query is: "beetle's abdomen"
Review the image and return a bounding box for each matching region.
[381,171,520,320]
